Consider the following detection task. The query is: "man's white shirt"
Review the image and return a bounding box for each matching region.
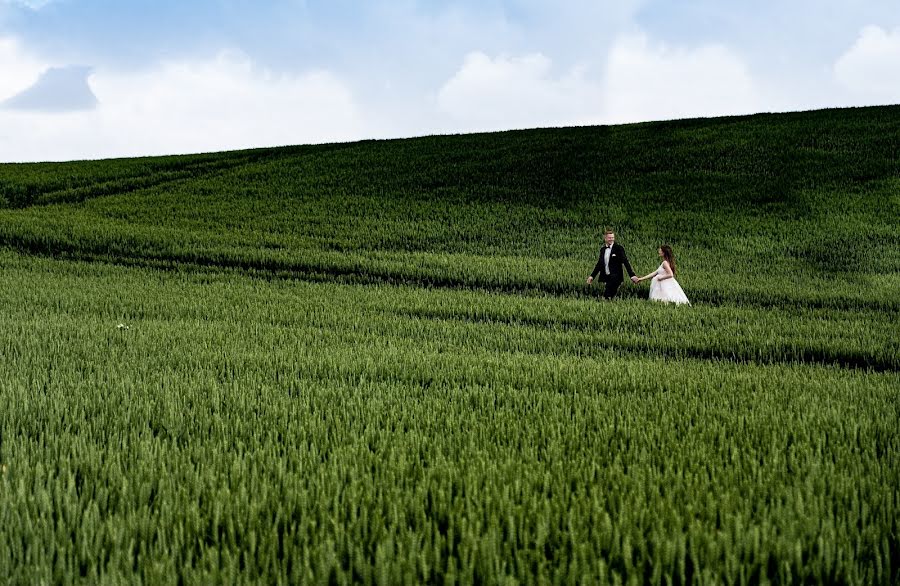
[604,245,612,275]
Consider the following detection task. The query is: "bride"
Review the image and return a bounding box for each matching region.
[635,245,690,305]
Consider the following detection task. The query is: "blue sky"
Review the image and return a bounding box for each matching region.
[1,0,898,161]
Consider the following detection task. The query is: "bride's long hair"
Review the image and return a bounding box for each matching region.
[660,245,677,276]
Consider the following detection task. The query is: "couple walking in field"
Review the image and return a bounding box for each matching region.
[586,229,690,305]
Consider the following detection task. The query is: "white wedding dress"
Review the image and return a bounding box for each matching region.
[649,263,690,305]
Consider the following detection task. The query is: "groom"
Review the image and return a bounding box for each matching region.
[586,229,638,299]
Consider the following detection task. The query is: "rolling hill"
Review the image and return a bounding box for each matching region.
[0,105,897,584]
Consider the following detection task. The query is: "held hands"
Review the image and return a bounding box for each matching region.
[588,276,642,284]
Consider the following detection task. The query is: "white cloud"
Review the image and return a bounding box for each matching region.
[834,25,900,103]
[436,51,603,132]
[1,0,54,9]
[4,65,97,111]
[0,44,364,161]
[435,34,772,135]
[602,33,763,124]
[0,35,46,98]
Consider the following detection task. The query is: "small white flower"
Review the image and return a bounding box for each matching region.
[116,323,130,330]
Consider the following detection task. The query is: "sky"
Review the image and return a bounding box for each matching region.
[0,0,898,162]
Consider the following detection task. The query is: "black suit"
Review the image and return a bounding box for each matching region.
[591,243,635,299]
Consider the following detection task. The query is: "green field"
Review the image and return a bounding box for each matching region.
[1,106,898,584]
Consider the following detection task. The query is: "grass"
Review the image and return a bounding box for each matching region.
[0,105,898,584]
